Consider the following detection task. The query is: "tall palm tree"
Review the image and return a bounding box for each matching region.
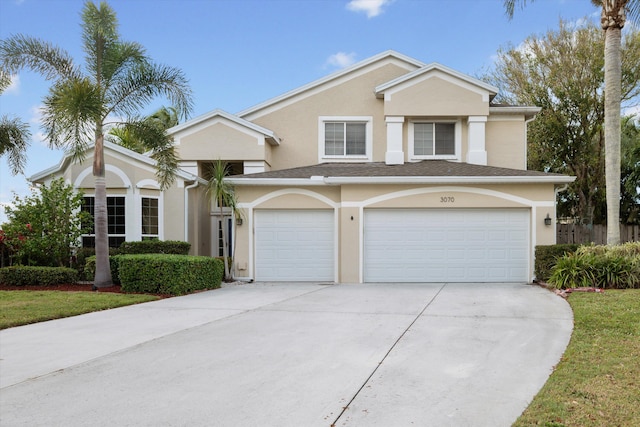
[504,0,639,245]
[0,115,31,175]
[206,159,240,282]
[0,1,192,287]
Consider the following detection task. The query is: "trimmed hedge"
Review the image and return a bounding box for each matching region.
[117,254,224,296]
[84,255,122,284]
[118,240,190,255]
[0,266,79,286]
[534,244,581,282]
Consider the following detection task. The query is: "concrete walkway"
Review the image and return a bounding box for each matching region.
[0,282,572,426]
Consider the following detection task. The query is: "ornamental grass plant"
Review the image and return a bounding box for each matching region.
[548,242,640,289]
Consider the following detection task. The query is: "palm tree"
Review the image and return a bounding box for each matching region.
[108,106,181,189]
[0,2,192,287]
[0,115,31,175]
[206,159,240,282]
[504,0,639,245]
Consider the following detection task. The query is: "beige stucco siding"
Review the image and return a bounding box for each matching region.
[248,63,414,167]
[486,116,527,169]
[232,182,558,283]
[383,76,489,117]
[176,122,269,162]
[30,148,207,252]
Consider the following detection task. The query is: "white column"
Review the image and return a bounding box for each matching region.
[243,160,268,174]
[385,116,405,165]
[466,116,487,165]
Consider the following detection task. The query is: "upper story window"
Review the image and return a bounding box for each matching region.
[319,116,372,162]
[409,120,461,161]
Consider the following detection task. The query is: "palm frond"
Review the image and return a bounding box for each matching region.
[81,1,118,73]
[0,69,11,92]
[107,62,193,120]
[503,0,533,19]
[205,160,239,212]
[100,41,147,87]
[0,115,31,175]
[111,118,178,189]
[0,34,79,81]
[41,77,102,154]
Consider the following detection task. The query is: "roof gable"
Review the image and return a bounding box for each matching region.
[238,50,424,120]
[29,141,203,184]
[374,63,498,101]
[168,109,279,146]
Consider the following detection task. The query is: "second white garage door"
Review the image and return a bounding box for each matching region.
[255,210,334,281]
[364,209,529,283]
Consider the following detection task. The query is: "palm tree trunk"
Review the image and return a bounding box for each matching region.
[93,134,113,288]
[604,23,623,245]
[219,200,230,281]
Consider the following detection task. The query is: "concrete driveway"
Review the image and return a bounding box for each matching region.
[0,282,572,426]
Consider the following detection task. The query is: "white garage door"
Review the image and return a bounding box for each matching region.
[364,209,529,283]
[255,210,334,281]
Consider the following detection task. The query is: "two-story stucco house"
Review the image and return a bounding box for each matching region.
[30,50,574,284]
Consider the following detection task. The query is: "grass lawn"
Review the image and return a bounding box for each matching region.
[0,290,159,330]
[514,289,640,427]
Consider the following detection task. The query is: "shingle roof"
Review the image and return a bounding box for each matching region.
[230,160,566,180]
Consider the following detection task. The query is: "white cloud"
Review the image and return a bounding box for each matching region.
[29,105,44,125]
[346,0,391,18]
[325,52,357,69]
[4,74,20,94]
[34,131,48,146]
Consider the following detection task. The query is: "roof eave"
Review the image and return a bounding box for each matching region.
[489,106,542,120]
[229,175,576,186]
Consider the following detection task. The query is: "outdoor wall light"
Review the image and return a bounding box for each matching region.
[544,213,552,226]
[236,217,243,226]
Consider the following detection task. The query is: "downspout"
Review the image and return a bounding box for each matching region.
[184,179,199,253]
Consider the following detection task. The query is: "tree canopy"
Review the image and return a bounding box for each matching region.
[487,20,640,224]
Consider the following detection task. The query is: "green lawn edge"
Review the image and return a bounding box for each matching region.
[514,289,640,426]
[0,290,160,330]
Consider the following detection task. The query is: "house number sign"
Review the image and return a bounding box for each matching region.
[440,196,455,203]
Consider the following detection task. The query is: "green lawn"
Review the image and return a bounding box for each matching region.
[0,290,159,329]
[514,289,640,427]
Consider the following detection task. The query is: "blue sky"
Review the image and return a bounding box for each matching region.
[0,0,601,224]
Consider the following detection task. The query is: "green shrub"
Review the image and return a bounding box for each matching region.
[548,243,640,289]
[535,244,581,282]
[0,266,78,286]
[117,254,223,295]
[118,240,190,255]
[84,255,122,284]
[548,252,596,289]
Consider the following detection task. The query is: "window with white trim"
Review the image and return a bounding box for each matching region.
[409,121,460,160]
[81,196,126,248]
[319,116,372,162]
[141,197,159,240]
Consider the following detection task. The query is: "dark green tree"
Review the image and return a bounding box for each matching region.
[2,178,92,267]
[621,116,640,223]
[505,0,640,244]
[487,20,640,224]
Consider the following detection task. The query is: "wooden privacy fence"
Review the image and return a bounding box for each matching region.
[556,224,640,244]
